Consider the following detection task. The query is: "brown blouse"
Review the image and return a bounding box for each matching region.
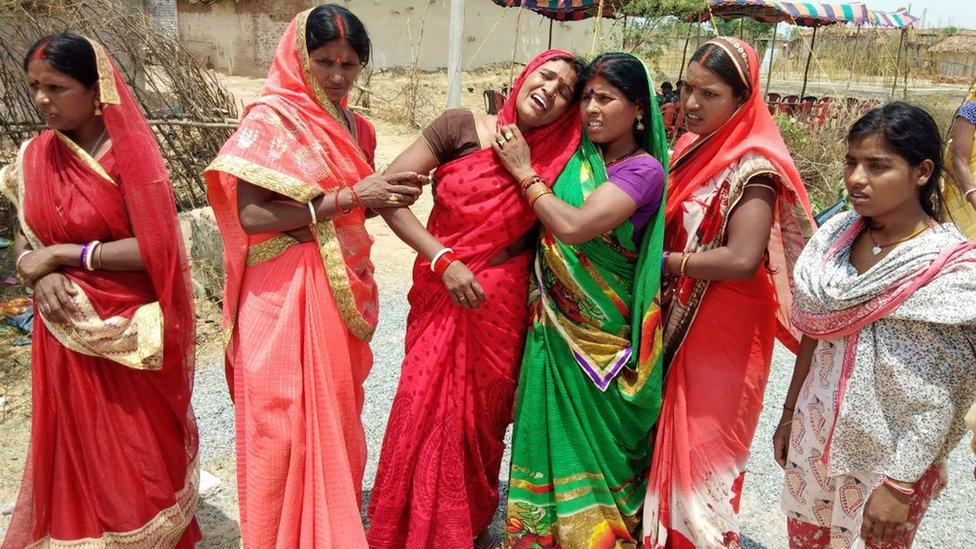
[421,108,482,165]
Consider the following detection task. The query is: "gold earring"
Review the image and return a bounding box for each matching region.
[635,115,644,131]
[94,102,102,116]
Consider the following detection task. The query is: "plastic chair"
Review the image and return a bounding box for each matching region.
[483,89,507,115]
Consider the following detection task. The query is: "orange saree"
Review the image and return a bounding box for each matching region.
[204,10,378,548]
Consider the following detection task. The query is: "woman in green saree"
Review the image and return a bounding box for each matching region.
[492,52,669,548]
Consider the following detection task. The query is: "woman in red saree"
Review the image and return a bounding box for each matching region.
[366,51,583,548]
[205,6,423,547]
[642,37,815,548]
[1,34,198,547]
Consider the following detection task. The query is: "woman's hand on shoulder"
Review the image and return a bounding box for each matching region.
[33,273,81,325]
[491,124,535,182]
[354,172,428,210]
[442,261,486,310]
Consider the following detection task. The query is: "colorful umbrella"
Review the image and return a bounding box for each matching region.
[866,8,918,28]
[489,0,621,21]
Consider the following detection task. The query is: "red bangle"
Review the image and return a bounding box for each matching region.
[334,188,353,215]
[433,251,459,277]
[348,185,361,208]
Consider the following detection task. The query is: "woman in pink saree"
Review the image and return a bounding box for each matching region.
[205,6,423,546]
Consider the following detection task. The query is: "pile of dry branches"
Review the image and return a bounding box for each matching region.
[0,0,238,213]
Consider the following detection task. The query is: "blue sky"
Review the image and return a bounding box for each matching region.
[867,1,975,29]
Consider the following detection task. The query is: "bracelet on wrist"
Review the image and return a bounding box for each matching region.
[15,250,32,273]
[433,251,459,278]
[84,241,101,271]
[881,476,915,497]
[430,247,454,273]
[308,200,319,225]
[679,251,693,277]
[528,188,553,207]
[964,187,976,201]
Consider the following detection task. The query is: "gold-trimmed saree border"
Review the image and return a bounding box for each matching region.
[296,8,350,133]
[85,37,122,106]
[24,457,199,548]
[207,154,376,342]
[6,139,163,370]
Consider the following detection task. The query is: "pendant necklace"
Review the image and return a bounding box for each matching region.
[867,222,934,256]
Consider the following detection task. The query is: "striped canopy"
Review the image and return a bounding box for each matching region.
[866,8,918,28]
[489,0,621,21]
[698,0,868,27]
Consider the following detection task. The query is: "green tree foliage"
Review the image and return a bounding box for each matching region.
[714,17,773,43]
[623,0,709,19]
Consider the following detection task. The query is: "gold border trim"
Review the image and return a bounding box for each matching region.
[705,38,751,91]
[313,222,375,341]
[85,38,121,106]
[296,8,350,133]
[54,131,115,185]
[246,234,299,267]
[206,154,321,203]
[24,458,199,548]
[39,287,164,371]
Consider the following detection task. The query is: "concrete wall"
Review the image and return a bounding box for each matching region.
[176,0,624,77]
[145,0,180,40]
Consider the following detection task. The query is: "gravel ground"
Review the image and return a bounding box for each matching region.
[191,288,976,548]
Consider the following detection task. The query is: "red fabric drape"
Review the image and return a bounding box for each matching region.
[366,50,582,548]
[664,37,814,351]
[3,41,197,548]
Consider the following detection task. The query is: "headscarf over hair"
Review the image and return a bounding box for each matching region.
[419,49,583,272]
[205,8,379,373]
[89,38,198,453]
[665,37,815,351]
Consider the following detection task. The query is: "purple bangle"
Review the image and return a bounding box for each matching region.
[661,251,671,278]
[79,243,90,268]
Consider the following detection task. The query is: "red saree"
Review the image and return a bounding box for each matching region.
[204,9,378,548]
[0,40,197,548]
[366,50,582,548]
[642,38,815,548]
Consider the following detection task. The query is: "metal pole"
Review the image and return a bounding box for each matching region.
[446,0,465,108]
[677,20,695,82]
[845,24,861,95]
[509,6,523,88]
[764,22,779,97]
[590,0,605,56]
[800,26,818,98]
[739,18,745,40]
[891,28,905,98]
[548,18,553,49]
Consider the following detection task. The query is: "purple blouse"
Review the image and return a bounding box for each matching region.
[606,154,665,242]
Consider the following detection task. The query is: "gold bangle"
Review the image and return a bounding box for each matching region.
[529,189,553,207]
[525,185,548,203]
[679,251,693,277]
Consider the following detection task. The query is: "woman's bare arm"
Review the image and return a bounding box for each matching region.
[524,181,638,245]
[665,180,776,281]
